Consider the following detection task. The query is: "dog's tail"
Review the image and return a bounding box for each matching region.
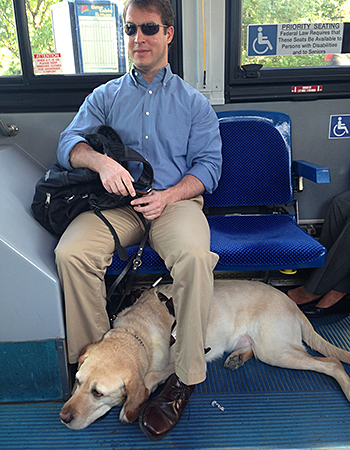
[297,308,350,364]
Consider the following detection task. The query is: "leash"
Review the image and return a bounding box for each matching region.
[156,292,210,353]
[107,219,152,327]
[157,292,177,347]
[91,206,129,261]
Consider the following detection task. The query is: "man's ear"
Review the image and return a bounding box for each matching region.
[123,373,150,423]
[166,26,174,45]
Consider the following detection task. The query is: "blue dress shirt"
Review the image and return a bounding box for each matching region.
[57,64,222,193]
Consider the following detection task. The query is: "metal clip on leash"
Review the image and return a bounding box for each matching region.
[107,220,152,326]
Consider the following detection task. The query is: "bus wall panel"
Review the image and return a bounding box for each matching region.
[2,98,350,222]
[0,144,64,342]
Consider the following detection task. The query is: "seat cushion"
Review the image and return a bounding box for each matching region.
[107,214,327,275]
[208,214,327,270]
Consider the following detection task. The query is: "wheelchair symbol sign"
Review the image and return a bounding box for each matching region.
[248,24,277,57]
[329,115,350,139]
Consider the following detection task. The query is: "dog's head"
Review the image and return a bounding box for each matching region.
[59,339,149,430]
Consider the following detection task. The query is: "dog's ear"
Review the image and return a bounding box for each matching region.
[79,345,89,357]
[123,373,149,423]
[77,345,90,370]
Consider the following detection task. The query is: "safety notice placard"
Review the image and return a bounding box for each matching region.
[248,22,344,57]
[34,53,63,74]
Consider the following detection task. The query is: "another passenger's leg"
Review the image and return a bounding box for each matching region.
[288,191,350,314]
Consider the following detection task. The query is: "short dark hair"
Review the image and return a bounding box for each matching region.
[122,0,175,29]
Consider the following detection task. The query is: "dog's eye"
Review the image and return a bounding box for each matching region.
[92,388,104,398]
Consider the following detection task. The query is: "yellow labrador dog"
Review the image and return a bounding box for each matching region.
[60,280,350,430]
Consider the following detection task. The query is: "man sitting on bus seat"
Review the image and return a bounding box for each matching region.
[54,0,222,441]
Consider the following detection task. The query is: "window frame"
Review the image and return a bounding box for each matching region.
[225,0,350,103]
[0,0,183,113]
[2,0,350,113]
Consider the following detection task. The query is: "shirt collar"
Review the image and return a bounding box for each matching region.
[129,63,173,88]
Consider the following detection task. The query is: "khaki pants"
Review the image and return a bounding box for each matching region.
[55,196,219,385]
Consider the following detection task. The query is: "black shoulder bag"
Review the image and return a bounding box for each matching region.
[31,125,154,319]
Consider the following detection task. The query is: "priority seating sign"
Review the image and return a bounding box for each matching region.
[248,22,345,57]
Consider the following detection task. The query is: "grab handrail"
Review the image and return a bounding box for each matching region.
[0,117,19,137]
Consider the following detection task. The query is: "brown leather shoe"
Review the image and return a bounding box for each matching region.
[139,373,195,441]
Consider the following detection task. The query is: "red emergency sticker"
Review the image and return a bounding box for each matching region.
[291,85,323,93]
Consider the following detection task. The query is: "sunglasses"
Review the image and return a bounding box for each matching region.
[124,22,168,37]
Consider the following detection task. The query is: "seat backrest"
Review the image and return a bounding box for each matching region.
[204,110,294,208]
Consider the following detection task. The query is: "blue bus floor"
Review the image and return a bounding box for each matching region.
[2,315,350,450]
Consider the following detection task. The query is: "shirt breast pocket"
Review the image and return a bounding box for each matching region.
[156,113,191,157]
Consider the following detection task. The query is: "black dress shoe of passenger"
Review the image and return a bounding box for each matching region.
[298,298,320,311]
[303,295,350,318]
[139,373,195,441]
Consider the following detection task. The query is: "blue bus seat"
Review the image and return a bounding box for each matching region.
[106,110,329,276]
[204,110,328,271]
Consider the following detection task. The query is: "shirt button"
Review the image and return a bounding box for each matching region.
[145,135,149,139]
[149,90,153,94]
[146,111,150,116]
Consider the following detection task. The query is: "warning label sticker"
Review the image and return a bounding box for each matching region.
[34,53,63,75]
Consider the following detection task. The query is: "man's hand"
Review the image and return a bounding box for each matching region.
[69,141,136,197]
[70,143,206,217]
[99,156,136,197]
[130,190,166,220]
[130,174,205,220]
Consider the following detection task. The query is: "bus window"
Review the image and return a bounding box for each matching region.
[47,0,127,74]
[0,0,22,76]
[0,0,181,113]
[225,0,350,102]
[0,0,127,77]
[241,0,350,69]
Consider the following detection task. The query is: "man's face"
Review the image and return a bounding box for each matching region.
[125,5,174,81]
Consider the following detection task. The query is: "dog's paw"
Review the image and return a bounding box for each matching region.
[224,354,244,370]
[119,406,130,424]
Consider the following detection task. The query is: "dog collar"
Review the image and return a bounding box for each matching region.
[125,328,145,348]
[115,327,151,362]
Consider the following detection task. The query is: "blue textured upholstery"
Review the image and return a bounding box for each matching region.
[107,110,327,275]
[204,111,293,207]
[208,215,325,270]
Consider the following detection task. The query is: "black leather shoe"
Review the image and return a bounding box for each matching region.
[303,295,350,318]
[139,373,195,441]
[298,298,320,311]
